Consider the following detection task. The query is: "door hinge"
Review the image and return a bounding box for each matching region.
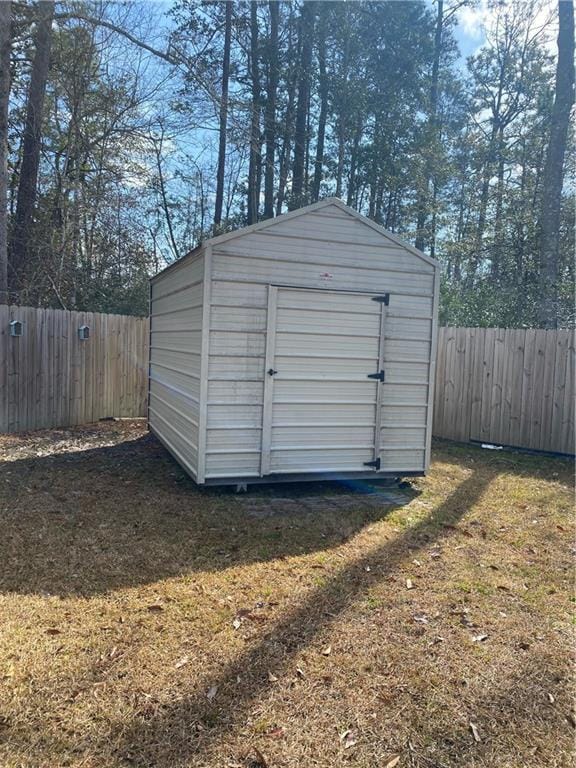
[363,458,381,470]
[372,293,390,305]
[367,370,385,382]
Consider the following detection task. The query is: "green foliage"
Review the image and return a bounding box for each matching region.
[5,0,573,324]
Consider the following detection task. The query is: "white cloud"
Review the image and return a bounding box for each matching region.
[456,0,559,57]
[457,0,492,41]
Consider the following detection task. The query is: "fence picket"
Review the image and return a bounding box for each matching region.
[0,307,574,455]
[0,305,149,434]
[434,326,574,455]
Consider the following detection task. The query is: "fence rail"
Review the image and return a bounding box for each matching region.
[433,327,575,455]
[0,305,149,434]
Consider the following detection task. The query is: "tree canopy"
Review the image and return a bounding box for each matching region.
[0,0,573,326]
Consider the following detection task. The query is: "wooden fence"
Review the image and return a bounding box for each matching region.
[0,305,149,434]
[433,327,575,455]
[1,308,574,455]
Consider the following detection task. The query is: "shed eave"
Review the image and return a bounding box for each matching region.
[149,243,205,283]
[149,196,439,284]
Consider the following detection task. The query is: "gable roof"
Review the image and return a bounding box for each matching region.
[152,197,438,281]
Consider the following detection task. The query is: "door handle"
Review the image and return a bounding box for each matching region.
[267,368,278,376]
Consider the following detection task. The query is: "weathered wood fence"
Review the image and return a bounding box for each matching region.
[0,305,149,433]
[1,308,574,455]
[433,327,575,455]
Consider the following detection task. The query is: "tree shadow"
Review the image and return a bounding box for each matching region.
[0,433,417,597]
[109,464,501,766]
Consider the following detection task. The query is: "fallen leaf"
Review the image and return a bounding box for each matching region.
[175,656,189,669]
[296,667,306,678]
[267,672,278,683]
[232,618,242,630]
[322,645,332,656]
[45,628,61,635]
[207,685,218,701]
[469,722,481,742]
[413,559,422,567]
[147,604,164,613]
[547,693,555,704]
[385,757,401,768]
[406,579,414,590]
[414,615,428,624]
[340,729,357,749]
[472,634,488,643]
[267,726,285,739]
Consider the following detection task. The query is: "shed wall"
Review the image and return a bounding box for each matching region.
[149,251,204,479]
[204,204,437,480]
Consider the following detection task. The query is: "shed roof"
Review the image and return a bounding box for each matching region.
[152,197,438,281]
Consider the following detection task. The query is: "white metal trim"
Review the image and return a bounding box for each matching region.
[374,299,388,466]
[196,245,212,484]
[260,284,278,476]
[425,264,440,471]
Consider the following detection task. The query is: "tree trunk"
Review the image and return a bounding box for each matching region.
[335,9,350,201]
[276,5,297,215]
[214,1,232,227]
[247,0,261,225]
[263,0,278,219]
[10,0,54,295]
[311,4,327,203]
[492,124,506,280]
[0,1,10,304]
[468,119,499,281]
[346,118,363,207]
[537,0,574,328]
[289,0,315,210]
[415,0,442,253]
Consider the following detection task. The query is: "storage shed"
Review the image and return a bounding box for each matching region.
[148,198,439,486]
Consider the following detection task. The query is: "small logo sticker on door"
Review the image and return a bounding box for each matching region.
[320,272,333,281]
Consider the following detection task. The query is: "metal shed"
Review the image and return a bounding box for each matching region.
[148,198,439,486]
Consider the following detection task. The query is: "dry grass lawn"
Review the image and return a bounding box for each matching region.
[0,421,573,768]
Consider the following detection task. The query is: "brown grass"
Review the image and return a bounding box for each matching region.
[0,421,573,768]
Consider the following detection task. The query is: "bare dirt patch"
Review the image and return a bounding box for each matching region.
[0,421,573,767]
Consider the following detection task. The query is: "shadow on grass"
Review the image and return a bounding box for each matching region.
[111,464,501,766]
[0,432,571,600]
[0,434,416,596]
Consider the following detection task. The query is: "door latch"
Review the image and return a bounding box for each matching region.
[367,370,385,382]
[267,368,278,376]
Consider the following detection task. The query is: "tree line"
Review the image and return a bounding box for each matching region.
[0,0,573,327]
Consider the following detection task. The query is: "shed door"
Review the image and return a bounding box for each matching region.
[261,286,386,476]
